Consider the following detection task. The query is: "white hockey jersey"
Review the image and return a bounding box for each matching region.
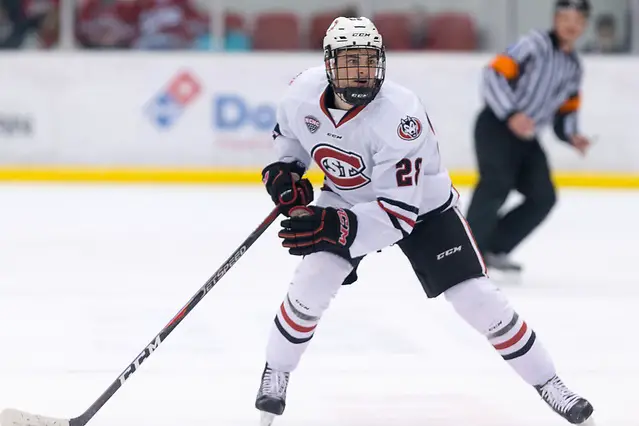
[273,66,458,258]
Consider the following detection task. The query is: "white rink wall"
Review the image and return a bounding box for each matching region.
[0,52,636,183]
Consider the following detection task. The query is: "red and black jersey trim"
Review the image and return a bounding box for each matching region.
[377,197,418,225]
[319,86,366,128]
[272,123,282,140]
[377,197,419,215]
[386,212,409,238]
[377,197,419,237]
[416,191,454,222]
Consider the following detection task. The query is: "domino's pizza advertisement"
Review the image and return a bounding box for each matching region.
[0,53,635,173]
[140,64,287,165]
[0,54,303,168]
[134,54,317,166]
[211,92,277,150]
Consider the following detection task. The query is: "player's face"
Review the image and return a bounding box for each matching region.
[333,48,379,89]
[554,9,587,46]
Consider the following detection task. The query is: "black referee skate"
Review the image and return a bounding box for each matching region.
[255,363,289,426]
[485,252,523,273]
[535,375,594,424]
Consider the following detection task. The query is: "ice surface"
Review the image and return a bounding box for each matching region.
[0,184,635,426]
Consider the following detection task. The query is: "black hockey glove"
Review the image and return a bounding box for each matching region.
[262,161,314,217]
[278,206,358,260]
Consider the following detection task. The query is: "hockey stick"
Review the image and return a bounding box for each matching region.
[0,206,281,426]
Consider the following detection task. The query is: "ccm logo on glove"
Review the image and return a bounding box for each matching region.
[336,209,350,246]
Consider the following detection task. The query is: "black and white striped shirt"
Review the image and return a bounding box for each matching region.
[482,29,582,141]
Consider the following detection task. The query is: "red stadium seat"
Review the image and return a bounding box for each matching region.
[372,13,413,51]
[425,13,478,51]
[225,12,246,32]
[309,12,341,50]
[252,12,301,50]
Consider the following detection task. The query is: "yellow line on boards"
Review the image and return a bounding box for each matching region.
[0,168,636,189]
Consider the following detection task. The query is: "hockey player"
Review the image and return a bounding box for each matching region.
[256,16,594,426]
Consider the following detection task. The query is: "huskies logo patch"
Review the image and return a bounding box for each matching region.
[311,144,370,190]
[397,116,423,141]
[305,116,321,134]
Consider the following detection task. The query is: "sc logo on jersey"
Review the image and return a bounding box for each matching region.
[397,116,423,141]
[311,144,371,190]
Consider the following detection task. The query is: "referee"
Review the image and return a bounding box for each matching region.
[466,0,593,274]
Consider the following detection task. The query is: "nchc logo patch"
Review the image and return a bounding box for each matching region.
[145,71,202,129]
[311,143,370,190]
[304,115,321,134]
[397,116,423,141]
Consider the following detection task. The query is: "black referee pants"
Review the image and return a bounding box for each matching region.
[465,107,557,255]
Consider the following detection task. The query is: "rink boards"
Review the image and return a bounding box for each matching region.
[0,53,637,188]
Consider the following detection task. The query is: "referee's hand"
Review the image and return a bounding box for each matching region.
[507,112,536,140]
[569,134,591,156]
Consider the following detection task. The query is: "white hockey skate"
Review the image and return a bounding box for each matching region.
[535,375,594,424]
[255,363,290,426]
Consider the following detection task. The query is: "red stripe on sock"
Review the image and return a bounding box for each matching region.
[280,303,316,333]
[493,322,528,350]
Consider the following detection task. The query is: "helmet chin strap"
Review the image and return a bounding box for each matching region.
[328,71,377,108]
[338,87,376,107]
[333,90,354,109]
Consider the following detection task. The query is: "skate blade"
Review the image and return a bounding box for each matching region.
[260,412,276,426]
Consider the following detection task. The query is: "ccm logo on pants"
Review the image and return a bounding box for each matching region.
[437,246,462,260]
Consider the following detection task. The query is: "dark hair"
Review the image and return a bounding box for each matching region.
[555,0,591,17]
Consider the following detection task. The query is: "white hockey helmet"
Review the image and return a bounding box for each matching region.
[323,17,386,106]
